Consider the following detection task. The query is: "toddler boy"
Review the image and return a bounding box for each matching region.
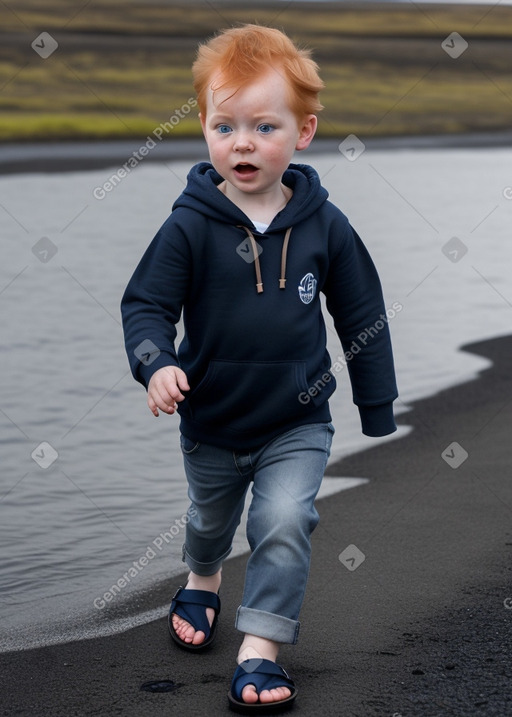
[122,24,397,713]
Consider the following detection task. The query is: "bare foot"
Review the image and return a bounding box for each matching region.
[171,570,221,646]
[241,684,292,705]
[237,635,292,705]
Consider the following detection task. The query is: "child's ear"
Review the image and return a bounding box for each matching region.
[295,114,317,151]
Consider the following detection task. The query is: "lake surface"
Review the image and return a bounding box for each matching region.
[1,144,511,652]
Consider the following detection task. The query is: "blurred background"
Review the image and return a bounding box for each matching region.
[1,0,511,142]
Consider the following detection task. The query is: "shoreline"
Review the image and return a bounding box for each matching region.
[1,131,512,175]
[2,333,512,715]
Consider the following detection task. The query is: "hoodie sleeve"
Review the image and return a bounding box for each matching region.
[323,219,398,437]
[121,216,190,388]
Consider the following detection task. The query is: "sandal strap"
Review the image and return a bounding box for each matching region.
[170,587,220,639]
[231,659,295,701]
[171,587,221,611]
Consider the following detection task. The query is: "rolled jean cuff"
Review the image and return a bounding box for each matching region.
[182,543,232,576]
[235,606,300,645]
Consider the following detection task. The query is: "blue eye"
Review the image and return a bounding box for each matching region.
[217,124,232,134]
[258,124,274,134]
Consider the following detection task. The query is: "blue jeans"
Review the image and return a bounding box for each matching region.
[180,422,334,645]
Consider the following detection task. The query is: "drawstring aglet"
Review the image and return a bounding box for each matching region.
[256,283,264,294]
[279,278,286,289]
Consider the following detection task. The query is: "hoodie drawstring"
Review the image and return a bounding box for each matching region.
[239,226,292,294]
[279,227,292,289]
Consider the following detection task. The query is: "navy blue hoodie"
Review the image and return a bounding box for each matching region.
[121,161,398,449]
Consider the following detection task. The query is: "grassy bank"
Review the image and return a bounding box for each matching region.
[0,1,511,141]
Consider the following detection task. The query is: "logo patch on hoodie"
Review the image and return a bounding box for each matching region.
[298,273,317,304]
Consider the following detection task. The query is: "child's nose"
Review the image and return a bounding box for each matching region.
[233,132,254,151]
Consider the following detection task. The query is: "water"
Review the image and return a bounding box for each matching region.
[1,145,511,652]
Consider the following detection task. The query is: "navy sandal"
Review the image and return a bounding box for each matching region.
[168,585,220,651]
[228,658,297,714]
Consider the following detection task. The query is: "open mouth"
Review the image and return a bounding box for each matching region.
[234,163,258,175]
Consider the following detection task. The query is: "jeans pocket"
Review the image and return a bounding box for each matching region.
[180,433,200,455]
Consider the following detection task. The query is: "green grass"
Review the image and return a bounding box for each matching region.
[2,1,512,37]
[1,1,511,141]
[0,114,199,141]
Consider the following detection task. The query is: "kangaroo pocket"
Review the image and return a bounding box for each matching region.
[187,359,315,435]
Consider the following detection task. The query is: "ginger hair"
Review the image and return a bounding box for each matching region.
[192,24,324,123]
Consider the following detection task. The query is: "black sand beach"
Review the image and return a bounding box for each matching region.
[2,333,512,716]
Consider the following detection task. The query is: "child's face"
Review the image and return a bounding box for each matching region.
[200,67,316,201]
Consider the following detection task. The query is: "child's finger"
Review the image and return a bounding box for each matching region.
[164,377,187,403]
[147,394,160,417]
[168,386,185,403]
[153,386,179,414]
[176,369,190,393]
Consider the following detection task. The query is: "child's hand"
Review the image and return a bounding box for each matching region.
[147,366,190,417]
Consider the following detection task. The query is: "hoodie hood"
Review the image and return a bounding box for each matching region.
[173,161,329,231]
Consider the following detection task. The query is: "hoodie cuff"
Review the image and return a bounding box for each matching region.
[136,351,180,388]
[358,402,397,437]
